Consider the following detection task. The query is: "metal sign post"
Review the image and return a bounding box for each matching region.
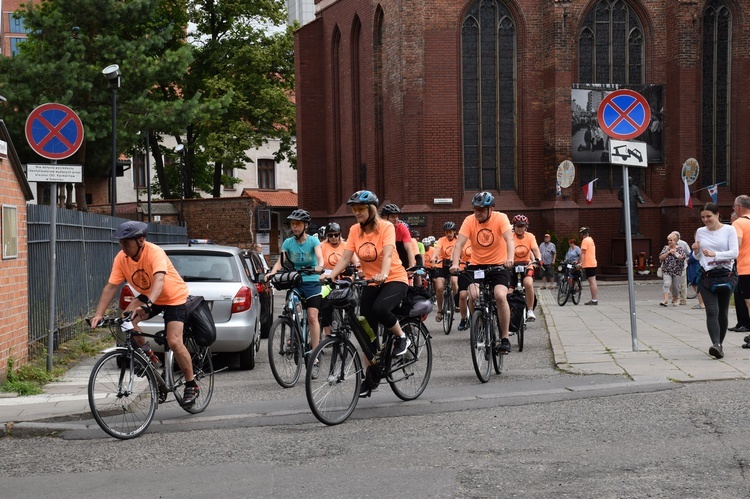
[620,166,638,351]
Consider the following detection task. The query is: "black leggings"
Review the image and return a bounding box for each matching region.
[699,285,733,345]
[360,281,408,331]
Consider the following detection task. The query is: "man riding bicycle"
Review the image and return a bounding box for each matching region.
[450,192,515,354]
[381,203,416,270]
[511,214,542,322]
[89,220,200,406]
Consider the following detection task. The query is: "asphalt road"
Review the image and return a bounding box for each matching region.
[2,300,750,497]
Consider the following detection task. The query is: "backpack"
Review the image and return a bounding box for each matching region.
[184,295,217,347]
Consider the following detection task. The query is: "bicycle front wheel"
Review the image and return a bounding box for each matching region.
[390,321,432,400]
[557,279,570,306]
[470,310,491,383]
[571,278,582,305]
[442,287,454,335]
[88,351,158,440]
[268,316,303,388]
[306,335,362,425]
[173,338,214,414]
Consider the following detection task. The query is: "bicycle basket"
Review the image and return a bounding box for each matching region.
[327,286,357,309]
[271,271,301,290]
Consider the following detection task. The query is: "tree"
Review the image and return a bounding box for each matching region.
[0,0,201,209]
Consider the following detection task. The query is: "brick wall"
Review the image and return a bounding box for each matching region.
[0,157,29,378]
[296,0,750,267]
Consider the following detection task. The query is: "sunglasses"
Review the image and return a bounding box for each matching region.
[328,234,340,238]
[351,205,368,214]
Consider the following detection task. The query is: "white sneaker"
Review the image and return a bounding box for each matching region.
[527,309,536,322]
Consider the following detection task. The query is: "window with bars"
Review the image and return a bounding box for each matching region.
[258,159,275,189]
[461,0,516,191]
[702,0,731,186]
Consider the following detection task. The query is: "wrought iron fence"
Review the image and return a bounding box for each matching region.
[27,205,186,356]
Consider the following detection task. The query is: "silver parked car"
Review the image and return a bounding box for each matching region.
[119,243,261,370]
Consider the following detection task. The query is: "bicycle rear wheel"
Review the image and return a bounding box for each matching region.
[557,279,570,306]
[390,320,432,400]
[306,335,362,425]
[470,310,491,383]
[571,278,582,305]
[88,350,158,440]
[268,317,303,388]
[516,313,525,353]
[173,338,214,414]
[442,286,454,335]
[490,315,504,374]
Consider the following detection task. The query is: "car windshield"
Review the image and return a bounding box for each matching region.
[169,253,239,282]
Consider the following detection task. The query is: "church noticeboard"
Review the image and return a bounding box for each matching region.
[401,215,426,227]
[257,208,271,232]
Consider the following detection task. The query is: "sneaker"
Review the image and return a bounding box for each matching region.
[359,379,372,397]
[584,300,598,305]
[182,384,200,406]
[734,325,750,333]
[496,337,511,354]
[527,309,536,322]
[457,318,469,331]
[708,344,724,359]
[392,335,412,356]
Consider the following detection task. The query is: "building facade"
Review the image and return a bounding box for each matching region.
[294,0,749,269]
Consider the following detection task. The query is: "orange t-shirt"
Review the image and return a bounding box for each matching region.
[108,241,189,306]
[345,219,409,284]
[460,241,472,269]
[513,232,539,263]
[458,211,512,265]
[423,247,435,268]
[733,217,750,275]
[321,240,347,270]
[435,236,458,265]
[581,236,597,268]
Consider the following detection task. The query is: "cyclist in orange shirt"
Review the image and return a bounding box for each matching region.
[326,191,413,395]
[578,227,599,305]
[90,221,200,406]
[455,239,473,331]
[432,221,459,322]
[511,214,542,322]
[320,222,360,337]
[450,192,515,354]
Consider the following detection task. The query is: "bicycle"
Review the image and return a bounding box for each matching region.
[460,266,508,383]
[509,263,531,352]
[305,278,433,425]
[557,262,583,306]
[87,313,215,439]
[267,268,322,388]
[439,260,457,335]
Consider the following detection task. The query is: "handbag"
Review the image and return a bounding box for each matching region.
[656,265,663,278]
[699,267,737,293]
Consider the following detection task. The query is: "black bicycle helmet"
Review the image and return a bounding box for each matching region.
[410,229,420,239]
[512,214,529,226]
[287,209,311,222]
[326,222,342,235]
[443,221,457,231]
[347,190,379,206]
[380,203,401,216]
[113,221,148,240]
[471,191,495,207]
[579,226,590,234]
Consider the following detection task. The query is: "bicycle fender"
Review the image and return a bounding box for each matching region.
[100,346,129,354]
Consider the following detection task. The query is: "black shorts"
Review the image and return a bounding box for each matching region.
[148,303,187,324]
[433,267,451,280]
[464,265,511,290]
[583,267,597,278]
[737,274,750,299]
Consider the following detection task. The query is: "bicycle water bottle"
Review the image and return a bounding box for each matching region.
[358,316,377,342]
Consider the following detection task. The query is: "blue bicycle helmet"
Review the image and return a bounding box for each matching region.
[347,190,379,206]
[471,191,495,208]
[113,221,148,240]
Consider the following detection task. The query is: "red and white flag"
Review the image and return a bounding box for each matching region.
[684,177,692,208]
[582,180,594,205]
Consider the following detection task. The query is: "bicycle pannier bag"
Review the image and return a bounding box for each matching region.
[185,295,217,347]
[271,271,301,290]
[507,292,527,333]
[328,285,357,309]
[395,286,434,318]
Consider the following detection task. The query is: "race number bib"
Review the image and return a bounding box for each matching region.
[473,269,485,280]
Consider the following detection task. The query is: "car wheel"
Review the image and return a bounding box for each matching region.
[239,341,256,370]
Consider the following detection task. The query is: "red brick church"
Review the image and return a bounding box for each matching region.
[294,0,749,269]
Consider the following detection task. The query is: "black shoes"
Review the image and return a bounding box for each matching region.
[708,344,724,359]
[392,336,411,356]
[730,325,750,333]
[182,385,200,406]
[495,337,511,355]
[457,318,469,331]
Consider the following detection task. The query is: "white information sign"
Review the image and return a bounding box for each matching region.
[0,140,7,158]
[608,140,648,167]
[27,164,83,183]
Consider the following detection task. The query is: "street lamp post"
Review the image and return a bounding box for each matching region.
[102,64,121,217]
[175,144,185,226]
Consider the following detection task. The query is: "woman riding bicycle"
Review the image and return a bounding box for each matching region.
[325,190,412,394]
[267,209,325,353]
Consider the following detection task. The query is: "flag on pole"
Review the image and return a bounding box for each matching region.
[684,177,692,208]
[556,180,562,197]
[582,180,594,205]
[707,184,718,204]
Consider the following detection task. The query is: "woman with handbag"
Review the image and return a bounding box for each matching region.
[658,232,686,307]
[692,203,739,358]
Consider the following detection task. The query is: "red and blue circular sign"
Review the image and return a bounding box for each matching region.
[597,89,651,141]
[25,103,84,160]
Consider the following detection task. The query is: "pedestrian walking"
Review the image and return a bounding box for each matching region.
[674,232,691,305]
[578,227,599,305]
[730,196,750,337]
[658,232,686,307]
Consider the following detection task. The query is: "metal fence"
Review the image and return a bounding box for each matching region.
[27,205,187,355]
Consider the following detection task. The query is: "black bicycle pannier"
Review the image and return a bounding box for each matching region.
[185,295,217,347]
[395,286,434,318]
[328,285,358,309]
[507,292,527,333]
[271,271,301,290]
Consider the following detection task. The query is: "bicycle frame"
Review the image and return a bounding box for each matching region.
[282,288,311,353]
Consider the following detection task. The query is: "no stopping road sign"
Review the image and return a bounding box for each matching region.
[25,103,84,160]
